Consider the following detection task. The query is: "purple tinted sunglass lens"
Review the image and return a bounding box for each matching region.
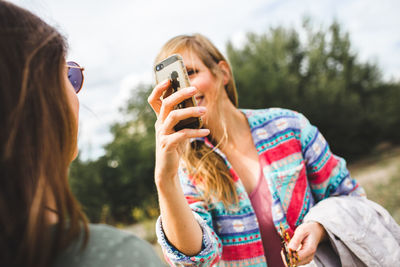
[67,61,83,93]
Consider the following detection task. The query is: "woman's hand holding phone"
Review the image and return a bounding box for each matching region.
[148,79,209,186]
[148,79,208,255]
[149,54,208,255]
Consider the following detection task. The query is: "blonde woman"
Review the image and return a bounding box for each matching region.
[148,34,365,266]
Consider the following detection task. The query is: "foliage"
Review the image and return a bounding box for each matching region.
[69,155,107,222]
[70,84,158,223]
[227,19,400,159]
[69,19,400,223]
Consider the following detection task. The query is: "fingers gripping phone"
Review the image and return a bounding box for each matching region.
[154,54,203,131]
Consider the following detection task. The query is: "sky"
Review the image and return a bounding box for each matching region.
[8,0,400,160]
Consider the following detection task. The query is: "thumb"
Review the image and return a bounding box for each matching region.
[288,227,307,251]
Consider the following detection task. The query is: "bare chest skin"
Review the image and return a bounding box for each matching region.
[222,134,260,195]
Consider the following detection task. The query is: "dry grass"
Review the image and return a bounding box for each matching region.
[349,146,400,223]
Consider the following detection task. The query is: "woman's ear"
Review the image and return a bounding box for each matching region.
[218,61,231,86]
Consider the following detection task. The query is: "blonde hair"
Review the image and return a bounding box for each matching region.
[155,34,239,208]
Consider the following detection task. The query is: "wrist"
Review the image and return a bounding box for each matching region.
[312,221,327,243]
[303,221,327,244]
[155,172,180,193]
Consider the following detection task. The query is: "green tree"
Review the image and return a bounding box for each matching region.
[100,83,157,223]
[70,19,400,224]
[69,155,106,222]
[70,84,158,223]
[227,19,400,159]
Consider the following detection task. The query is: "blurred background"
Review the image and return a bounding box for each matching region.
[10,0,400,249]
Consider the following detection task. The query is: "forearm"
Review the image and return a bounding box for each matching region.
[156,174,203,256]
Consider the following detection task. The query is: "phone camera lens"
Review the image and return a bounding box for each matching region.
[156,64,164,71]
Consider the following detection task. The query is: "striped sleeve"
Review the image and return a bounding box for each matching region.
[296,112,366,201]
[155,166,222,266]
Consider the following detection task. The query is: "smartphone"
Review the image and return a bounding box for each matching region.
[154,54,202,131]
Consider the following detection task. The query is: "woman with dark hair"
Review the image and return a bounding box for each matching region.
[0,1,164,267]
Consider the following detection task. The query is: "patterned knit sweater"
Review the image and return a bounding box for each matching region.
[156,108,365,267]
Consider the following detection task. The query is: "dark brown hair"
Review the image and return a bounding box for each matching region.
[0,1,88,266]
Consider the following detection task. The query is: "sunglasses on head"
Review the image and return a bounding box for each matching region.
[67,61,84,94]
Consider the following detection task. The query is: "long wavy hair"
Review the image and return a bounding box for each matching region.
[155,34,240,208]
[0,2,88,267]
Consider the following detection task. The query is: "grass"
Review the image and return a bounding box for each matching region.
[348,146,400,224]
[362,168,400,223]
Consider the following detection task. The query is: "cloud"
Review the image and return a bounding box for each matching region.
[9,0,400,159]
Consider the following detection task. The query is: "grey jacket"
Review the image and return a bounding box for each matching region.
[302,196,400,267]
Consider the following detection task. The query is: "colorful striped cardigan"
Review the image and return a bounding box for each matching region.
[156,108,365,267]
